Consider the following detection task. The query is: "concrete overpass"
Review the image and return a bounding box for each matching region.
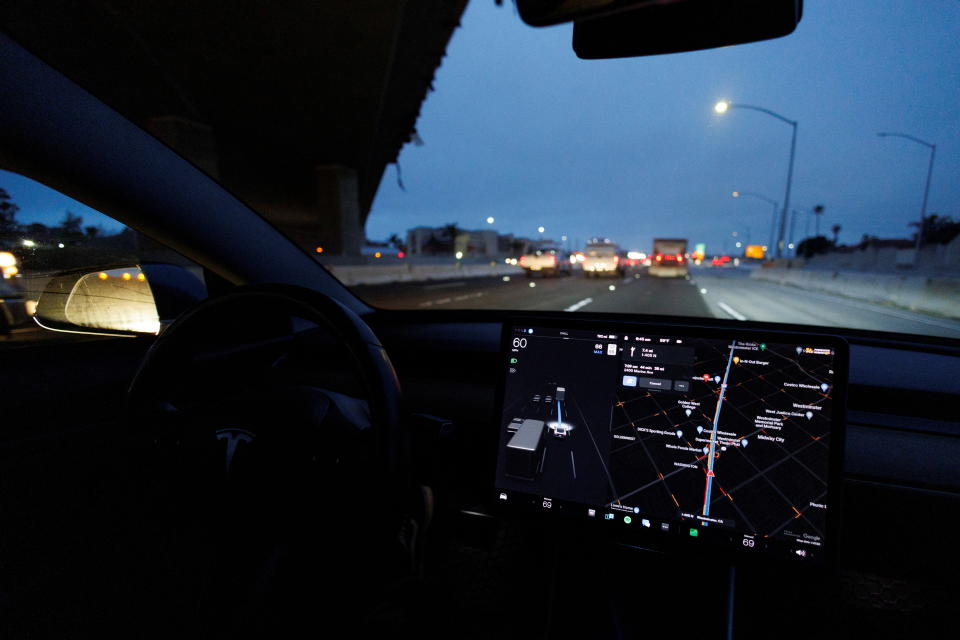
[0,0,468,255]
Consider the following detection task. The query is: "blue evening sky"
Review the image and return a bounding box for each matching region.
[367,0,960,253]
[0,169,122,234]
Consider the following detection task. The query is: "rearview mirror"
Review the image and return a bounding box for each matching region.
[34,263,206,337]
[572,0,803,59]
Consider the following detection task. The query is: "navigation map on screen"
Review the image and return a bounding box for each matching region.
[495,323,842,563]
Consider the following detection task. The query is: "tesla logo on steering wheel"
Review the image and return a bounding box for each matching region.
[215,428,255,473]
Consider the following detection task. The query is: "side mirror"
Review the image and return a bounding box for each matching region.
[34,263,206,337]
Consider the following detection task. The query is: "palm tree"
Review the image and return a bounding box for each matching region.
[831,224,841,245]
[441,223,461,253]
[812,205,825,237]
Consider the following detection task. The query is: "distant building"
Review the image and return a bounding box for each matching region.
[406,226,524,257]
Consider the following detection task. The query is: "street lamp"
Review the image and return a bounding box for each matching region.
[732,190,779,254]
[486,216,495,225]
[537,226,545,234]
[877,132,936,252]
[715,101,798,258]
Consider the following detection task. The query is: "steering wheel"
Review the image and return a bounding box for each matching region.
[125,284,411,637]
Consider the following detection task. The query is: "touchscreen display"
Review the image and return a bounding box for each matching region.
[495,323,844,564]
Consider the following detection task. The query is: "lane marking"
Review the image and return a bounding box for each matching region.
[422,281,466,290]
[717,301,747,321]
[418,292,484,307]
[570,451,577,479]
[564,297,593,312]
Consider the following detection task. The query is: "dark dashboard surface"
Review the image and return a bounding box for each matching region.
[370,313,960,576]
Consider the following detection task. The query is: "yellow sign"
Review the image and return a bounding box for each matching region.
[744,245,765,259]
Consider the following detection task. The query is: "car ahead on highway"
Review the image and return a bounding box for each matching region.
[648,238,689,278]
[581,239,623,277]
[519,244,571,277]
[0,2,958,640]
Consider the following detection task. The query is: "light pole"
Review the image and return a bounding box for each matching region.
[732,190,778,255]
[716,101,798,258]
[789,210,798,253]
[877,132,936,252]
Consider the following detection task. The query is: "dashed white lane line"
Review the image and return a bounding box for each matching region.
[717,301,748,321]
[422,281,467,290]
[565,297,593,312]
[419,292,484,307]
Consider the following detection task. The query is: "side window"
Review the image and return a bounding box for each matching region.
[0,170,207,344]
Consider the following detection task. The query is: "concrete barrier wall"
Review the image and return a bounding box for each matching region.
[802,235,960,274]
[328,262,523,286]
[751,267,960,319]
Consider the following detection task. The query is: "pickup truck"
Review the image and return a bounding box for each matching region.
[582,240,622,277]
[519,245,570,277]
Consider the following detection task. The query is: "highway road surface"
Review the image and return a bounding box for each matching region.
[354,267,960,340]
[5,266,959,343]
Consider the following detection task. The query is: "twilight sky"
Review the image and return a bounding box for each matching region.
[367,0,960,254]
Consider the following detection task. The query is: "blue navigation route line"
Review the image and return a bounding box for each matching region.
[703,340,737,517]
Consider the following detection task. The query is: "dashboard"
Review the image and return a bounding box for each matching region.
[493,320,846,567]
[371,312,960,581]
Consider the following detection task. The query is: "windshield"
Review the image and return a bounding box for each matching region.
[349,1,960,340]
[4,1,956,341]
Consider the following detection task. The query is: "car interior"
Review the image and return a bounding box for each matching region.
[0,1,958,638]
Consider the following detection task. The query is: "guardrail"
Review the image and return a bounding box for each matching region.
[751,267,960,319]
[327,262,523,286]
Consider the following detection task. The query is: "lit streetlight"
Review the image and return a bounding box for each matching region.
[486,216,495,225]
[732,190,779,254]
[715,101,798,258]
[537,226,545,234]
[877,132,937,252]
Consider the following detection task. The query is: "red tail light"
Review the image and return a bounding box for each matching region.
[655,254,663,262]
[677,254,684,263]
[519,256,527,266]
[613,256,620,264]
